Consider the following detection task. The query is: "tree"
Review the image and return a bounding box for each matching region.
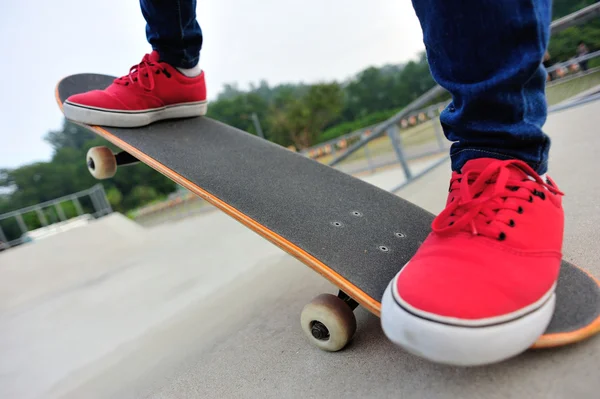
[44,119,95,151]
[342,64,412,120]
[269,83,344,149]
[547,1,600,63]
[207,92,270,136]
[1,121,176,220]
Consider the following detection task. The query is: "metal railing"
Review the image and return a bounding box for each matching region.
[0,184,112,250]
[550,2,600,35]
[546,50,600,75]
[328,85,446,168]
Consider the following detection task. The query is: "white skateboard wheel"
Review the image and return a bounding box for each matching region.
[300,293,357,351]
[86,146,117,179]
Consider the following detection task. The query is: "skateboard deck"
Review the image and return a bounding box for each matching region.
[56,73,600,352]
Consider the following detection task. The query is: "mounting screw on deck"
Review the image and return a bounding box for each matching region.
[395,232,406,238]
[351,211,363,217]
[378,245,390,252]
[331,221,344,227]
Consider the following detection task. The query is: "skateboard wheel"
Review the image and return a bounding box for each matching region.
[86,146,117,179]
[300,293,357,352]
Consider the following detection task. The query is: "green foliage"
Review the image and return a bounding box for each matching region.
[123,186,160,210]
[0,118,176,242]
[207,92,270,136]
[342,55,435,121]
[547,1,600,63]
[44,120,95,151]
[106,187,123,209]
[267,83,344,149]
[319,108,402,143]
[553,0,596,19]
[204,51,435,148]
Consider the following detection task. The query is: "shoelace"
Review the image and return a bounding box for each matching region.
[113,53,171,91]
[432,159,564,241]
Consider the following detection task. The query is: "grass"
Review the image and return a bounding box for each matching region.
[316,120,441,166]
[546,69,600,105]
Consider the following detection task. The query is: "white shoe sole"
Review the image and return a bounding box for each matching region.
[380,281,556,366]
[63,101,208,128]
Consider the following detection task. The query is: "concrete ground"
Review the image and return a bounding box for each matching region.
[1,100,599,398]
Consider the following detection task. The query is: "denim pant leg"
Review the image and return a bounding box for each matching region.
[140,0,203,68]
[410,0,552,174]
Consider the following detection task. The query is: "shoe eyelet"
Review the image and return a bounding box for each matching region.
[498,232,506,241]
[517,206,524,214]
[449,222,454,226]
[528,195,533,203]
[509,219,515,227]
[156,70,161,75]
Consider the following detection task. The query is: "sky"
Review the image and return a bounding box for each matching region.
[0,0,425,169]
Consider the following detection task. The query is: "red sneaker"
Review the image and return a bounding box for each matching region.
[381,158,565,366]
[63,51,207,127]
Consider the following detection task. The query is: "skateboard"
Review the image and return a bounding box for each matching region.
[56,73,600,353]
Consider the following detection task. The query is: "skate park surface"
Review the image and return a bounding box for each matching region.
[1,100,600,398]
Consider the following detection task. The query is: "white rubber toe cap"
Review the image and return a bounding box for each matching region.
[380,281,556,366]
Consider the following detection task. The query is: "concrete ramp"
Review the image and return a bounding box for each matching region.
[0,213,146,313]
[0,211,284,399]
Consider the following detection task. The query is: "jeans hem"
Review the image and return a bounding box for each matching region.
[451,148,548,175]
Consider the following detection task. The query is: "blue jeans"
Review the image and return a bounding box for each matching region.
[142,0,552,174]
[411,0,552,174]
[140,0,202,69]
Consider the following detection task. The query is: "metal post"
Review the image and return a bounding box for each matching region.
[71,195,84,216]
[363,145,374,173]
[0,224,9,249]
[15,213,28,235]
[35,207,48,227]
[387,125,413,180]
[54,202,67,221]
[89,189,102,217]
[433,118,446,151]
[96,184,113,215]
[251,113,265,139]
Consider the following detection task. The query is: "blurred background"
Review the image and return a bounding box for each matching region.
[2,1,600,398]
[1,0,599,238]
